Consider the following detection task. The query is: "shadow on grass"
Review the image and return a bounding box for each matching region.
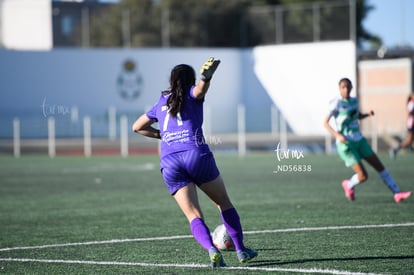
[249,255,414,267]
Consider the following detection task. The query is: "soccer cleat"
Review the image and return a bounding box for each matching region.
[342,180,355,201]
[237,247,258,263]
[208,246,226,268]
[394,191,412,203]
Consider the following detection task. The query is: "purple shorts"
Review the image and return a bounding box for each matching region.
[160,148,220,195]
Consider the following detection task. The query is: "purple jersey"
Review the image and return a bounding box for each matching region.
[146,86,209,157]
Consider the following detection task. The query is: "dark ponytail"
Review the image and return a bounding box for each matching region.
[166,64,196,117]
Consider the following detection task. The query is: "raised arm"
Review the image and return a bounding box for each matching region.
[192,57,220,99]
[192,79,211,99]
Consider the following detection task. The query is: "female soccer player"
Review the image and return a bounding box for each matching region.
[389,93,414,159]
[323,78,411,203]
[132,58,257,267]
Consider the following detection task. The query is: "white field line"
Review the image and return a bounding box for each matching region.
[0,235,193,252]
[0,222,413,252]
[0,258,388,275]
[242,222,414,235]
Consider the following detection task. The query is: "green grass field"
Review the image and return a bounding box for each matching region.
[0,152,413,274]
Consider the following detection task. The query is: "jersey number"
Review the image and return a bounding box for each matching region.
[162,105,182,131]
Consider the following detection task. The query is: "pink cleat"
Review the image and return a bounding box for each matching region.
[342,180,355,201]
[394,192,412,203]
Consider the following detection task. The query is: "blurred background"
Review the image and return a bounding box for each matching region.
[0,0,413,156]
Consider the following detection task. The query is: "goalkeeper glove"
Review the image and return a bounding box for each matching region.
[200,57,220,82]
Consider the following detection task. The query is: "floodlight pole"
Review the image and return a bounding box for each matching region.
[349,0,357,43]
[275,6,284,44]
[81,6,90,48]
[122,9,131,48]
[161,8,170,48]
[312,3,320,42]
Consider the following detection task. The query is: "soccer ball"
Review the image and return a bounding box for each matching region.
[212,224,234,251]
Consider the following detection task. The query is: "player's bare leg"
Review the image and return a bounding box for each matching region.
[390,132,413,159]
[200,176,258,263]
[351,162,368,182]
[364,154,411,202]
[173,183,203,222]
[400,132,414,149]
[364,154,384,173]
[174,183,226,267]
[198,175,233,212]
[342,162,368,201]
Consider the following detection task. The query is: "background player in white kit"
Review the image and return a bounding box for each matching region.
[323,78,411,203]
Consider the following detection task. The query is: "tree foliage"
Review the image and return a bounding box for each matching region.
[88,0,380,48]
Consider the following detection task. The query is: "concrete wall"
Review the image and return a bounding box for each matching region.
[0,0,52,50]
[358,58,413,136]
[0,41,359,138]
[0,48,271,137]
[253,41,357,135]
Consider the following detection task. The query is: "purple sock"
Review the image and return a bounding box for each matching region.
[190,218,214,250]
[221,208,245,251]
